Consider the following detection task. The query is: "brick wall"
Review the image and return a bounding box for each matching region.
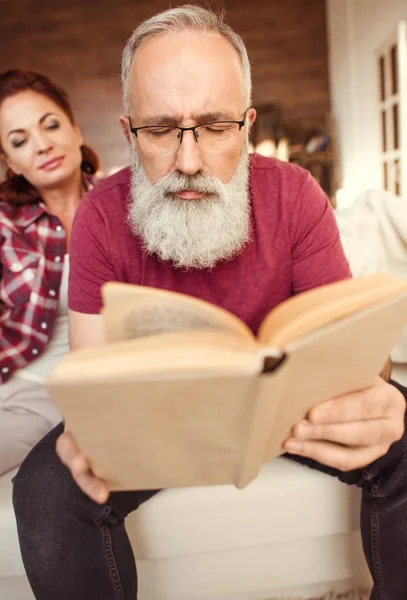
[0,0,329,172]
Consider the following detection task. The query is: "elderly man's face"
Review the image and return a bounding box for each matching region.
[121,30,256,269]
[125,29,254,184]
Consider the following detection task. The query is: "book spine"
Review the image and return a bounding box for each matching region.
[235,360,288,488]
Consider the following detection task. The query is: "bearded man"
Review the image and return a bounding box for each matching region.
[13,6,407,600]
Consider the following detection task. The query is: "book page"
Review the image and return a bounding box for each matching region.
[258,274,407,349]
[49,329,262,384]
[101,282,254,344]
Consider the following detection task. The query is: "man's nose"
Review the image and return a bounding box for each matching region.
[174,129,204,176]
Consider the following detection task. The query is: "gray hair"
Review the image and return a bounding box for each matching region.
[121,4,252,115]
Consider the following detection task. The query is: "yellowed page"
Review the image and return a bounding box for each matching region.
[101,282,254,344]
[258,274,407,349]
[50,330,261,384]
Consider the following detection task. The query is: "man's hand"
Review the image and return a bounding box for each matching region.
[56,431,109,504]
[68,310,106,350]
[283,377,406,471]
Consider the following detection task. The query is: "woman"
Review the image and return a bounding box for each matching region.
[0,69,99,474]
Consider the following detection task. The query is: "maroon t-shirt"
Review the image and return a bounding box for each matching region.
[69,154,351,334]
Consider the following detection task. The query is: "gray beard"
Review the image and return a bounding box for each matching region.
[128,145,251,270]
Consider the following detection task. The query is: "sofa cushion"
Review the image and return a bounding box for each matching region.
[0,467,25,579]
[0,458,364,599]
[126,457,361,560]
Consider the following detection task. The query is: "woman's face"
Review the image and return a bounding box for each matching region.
[0,89,84,192]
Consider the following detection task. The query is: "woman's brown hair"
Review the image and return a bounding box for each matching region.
[0,69,100,205]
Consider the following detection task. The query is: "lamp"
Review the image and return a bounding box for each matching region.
[251,103,289,161]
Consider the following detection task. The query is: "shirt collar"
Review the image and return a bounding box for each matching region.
[8,202,47,230]
[9,173,96,230]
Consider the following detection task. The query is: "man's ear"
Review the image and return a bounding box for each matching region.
[119,115,131,145]
[247,107,256,127]
[246,108,257,143]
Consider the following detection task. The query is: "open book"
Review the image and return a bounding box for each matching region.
[47,274,407,491]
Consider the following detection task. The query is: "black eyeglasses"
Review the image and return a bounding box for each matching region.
[128,113,247,155]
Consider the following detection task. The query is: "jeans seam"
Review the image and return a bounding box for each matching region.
[94,493,125,600]
[370,478,388,600]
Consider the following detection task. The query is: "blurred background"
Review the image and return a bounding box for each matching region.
[0,0,406,208]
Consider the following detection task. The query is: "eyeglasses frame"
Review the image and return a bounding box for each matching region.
[128,111,248,146]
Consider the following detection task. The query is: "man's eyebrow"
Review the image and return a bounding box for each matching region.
[141,111,238,127]
[7,113,56,138]
[193,111,237,124]
[142,115,179,127]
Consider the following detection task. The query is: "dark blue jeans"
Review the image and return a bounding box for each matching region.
[13,380,407,600]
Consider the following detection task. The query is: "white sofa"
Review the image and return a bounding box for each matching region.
[0,457,370,600]
[336,189,407,385]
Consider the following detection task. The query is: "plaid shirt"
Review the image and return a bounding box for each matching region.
[0,179,94,384]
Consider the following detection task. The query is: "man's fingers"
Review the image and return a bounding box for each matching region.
[56,431,82,466]
[75,472,110,505]
[309,379,405,425]
[292,417,403,447]
[69,451,91,478]
[283,438,389,472]
[285,380,406,471]
[56,432,109,504]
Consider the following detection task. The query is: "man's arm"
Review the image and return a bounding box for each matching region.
[290,172,352,293]
[68,310,106,350]
[57,190,119,503]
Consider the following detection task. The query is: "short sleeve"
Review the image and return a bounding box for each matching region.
[68,192,116,314]
[291,173,352,294]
